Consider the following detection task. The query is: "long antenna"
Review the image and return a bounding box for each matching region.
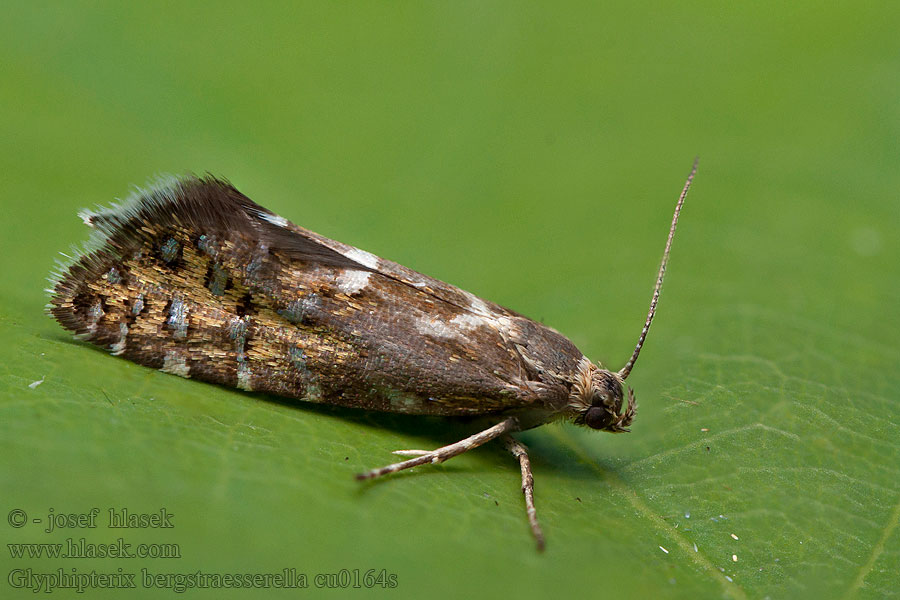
[618,157,698,381]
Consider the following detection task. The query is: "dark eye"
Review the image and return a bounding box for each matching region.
[584,406,613,430]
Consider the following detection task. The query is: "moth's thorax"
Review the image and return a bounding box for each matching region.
[568,358,635,432]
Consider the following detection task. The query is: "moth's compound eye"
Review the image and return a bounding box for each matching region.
[583,405,615,430]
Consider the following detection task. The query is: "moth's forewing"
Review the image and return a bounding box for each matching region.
[50,177,583,420]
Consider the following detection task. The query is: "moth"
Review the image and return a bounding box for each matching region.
[48,159,697,551]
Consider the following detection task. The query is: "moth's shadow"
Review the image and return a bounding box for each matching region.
[259,394,610,490]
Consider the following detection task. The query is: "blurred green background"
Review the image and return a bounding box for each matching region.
[2,2,898,599]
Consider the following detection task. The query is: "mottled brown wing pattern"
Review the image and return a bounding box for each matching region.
[49,175,585,420]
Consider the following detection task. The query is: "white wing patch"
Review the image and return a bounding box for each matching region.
[336,269,371,294]
[161,351,190,377]
[237,362,253,390]
[416,311,492,341]
[415,317,464,340]
[110,322,129,356]
[462,291,494,318]
[450,312,487,331]
[259,213,290,228]
[341,247,380,270]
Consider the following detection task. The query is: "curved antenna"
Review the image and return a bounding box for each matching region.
[618,157,698,380]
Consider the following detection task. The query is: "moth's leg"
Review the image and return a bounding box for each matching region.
[355,417,518,481]
[504,436,546,552]
[391,449,430,456]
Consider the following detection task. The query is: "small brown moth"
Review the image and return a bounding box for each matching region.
[48,159,697,551]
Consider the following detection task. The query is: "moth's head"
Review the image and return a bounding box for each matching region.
[569,358,636,432]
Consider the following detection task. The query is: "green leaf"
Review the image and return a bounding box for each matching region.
[2,2,898,599]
